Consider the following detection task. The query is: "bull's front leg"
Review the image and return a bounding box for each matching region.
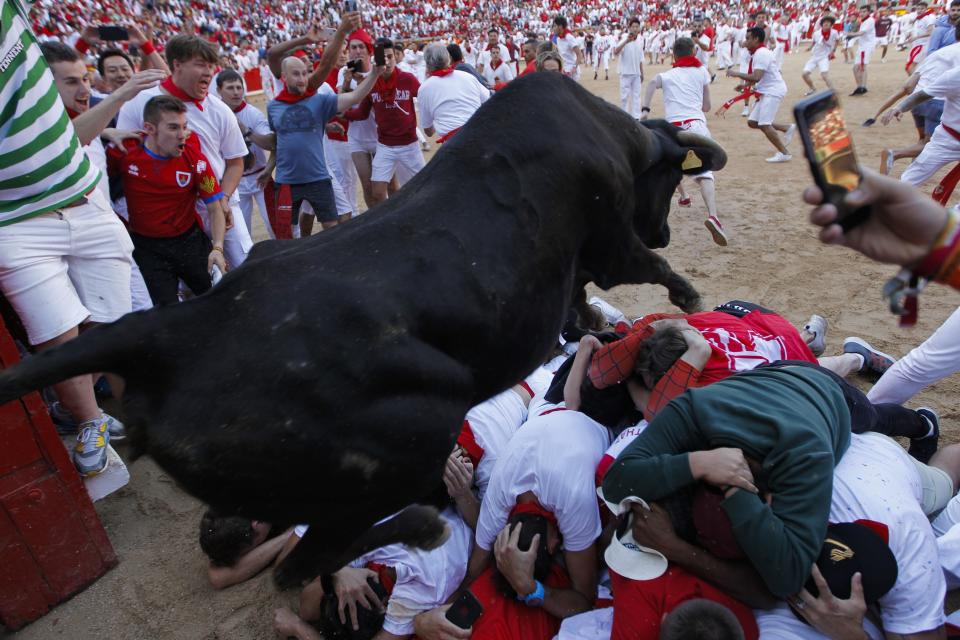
[620,244,703,314]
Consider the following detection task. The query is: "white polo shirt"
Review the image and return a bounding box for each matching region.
[555,32,581,71]
[475,409,611,553]
[659,66,711,123]
[417,71,490,136]
[922,65,960,131]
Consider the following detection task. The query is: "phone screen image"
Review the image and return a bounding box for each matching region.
[807,97,859,194]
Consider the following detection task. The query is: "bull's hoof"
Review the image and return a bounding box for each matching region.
[400,505,451,550]
[669,289,703,314]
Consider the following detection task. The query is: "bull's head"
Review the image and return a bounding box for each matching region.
[631,120,727,249]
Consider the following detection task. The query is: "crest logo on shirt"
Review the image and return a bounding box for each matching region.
[196,160,207,173]
[128,164,140,176]
[176,171,192,187]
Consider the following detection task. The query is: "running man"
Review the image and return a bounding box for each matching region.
[802,16,841,94]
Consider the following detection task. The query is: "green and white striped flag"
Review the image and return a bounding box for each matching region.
[0,0,100,225]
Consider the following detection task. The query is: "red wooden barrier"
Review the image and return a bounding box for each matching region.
[0,317,117,631]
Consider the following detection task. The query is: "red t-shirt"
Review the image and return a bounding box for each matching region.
[107,138,223,238]
[610,567,759,640]
[346,68,420,146]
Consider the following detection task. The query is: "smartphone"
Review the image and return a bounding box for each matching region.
[344,0,359,12]
[374,42,386,66]
[794,90,868,231]
[98,25,130,41]
[445,591,483,629]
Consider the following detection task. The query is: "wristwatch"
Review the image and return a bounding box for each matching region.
[518,580,545,607]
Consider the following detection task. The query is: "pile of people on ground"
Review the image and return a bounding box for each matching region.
[11,0,960,636]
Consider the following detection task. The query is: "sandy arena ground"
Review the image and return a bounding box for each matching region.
[8,46,960,639]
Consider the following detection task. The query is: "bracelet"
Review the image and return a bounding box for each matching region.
[641,106,651,113]
[212,246,224,254]
[912,206,960,287]
[141,40,156,55]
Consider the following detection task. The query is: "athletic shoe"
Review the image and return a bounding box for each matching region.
[589,296,628,326]
[766,152,792,163]
[73,418,110,477]
[49,400,79,434]
[862,118,876,127]
[881,149,894,175]
[741,105,751,117]
[843,337,896,376]
[678,197,692,207]
[102,411,126,440]
[910,407,940,464]
[849,87,866,96]
[783,124,797,146]
[704,216,728,246]
[803,89,815,96]
[803,315,828,356]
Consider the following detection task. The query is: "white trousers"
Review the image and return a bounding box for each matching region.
[901,125,960,187]
[198,197,252,267]
[239,188,274,240]
[619,74,642,119]
[867,305,960,405]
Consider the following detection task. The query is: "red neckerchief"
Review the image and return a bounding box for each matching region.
[428,66,456,78]
[918,8,936,18]
[374,68,399,101]
[231,101,247,114]
[821,29,832,39]
[490,58,503,70]
[747,45,765,74]
[456,420,484,468]
[673,55,702,68]
[274,85,315,103]
[160,76,204,111]
[562,28,573,37]
[520,60,537,76]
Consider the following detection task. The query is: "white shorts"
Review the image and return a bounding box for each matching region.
[371,141,425,186]
[749,94,784,126]
[803,56,830,74]
[348,138,378,156]
[670,118,714,180]
[856,45,875,66]
[0,189,133,345]
[331,172,352,216]
[878,35,889,46]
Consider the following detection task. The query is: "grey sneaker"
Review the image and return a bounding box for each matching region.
[843,337,896,376]
[72,419,111,477]
[804,315,828,356]
[102,411,126,440]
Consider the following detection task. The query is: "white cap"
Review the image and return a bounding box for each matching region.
[598,487,669,581]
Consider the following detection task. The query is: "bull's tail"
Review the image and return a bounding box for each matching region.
[0,311,152,405]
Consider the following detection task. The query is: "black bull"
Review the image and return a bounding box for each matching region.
[0,73,725,586]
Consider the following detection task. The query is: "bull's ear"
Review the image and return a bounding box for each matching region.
[675,131,727,175]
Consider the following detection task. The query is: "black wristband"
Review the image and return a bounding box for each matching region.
[641,107,651,113]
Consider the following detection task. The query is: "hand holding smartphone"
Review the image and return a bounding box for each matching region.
[98,25,130,41]
[374,42,386,66]
[445,591,483,629]
[794,90,868,231]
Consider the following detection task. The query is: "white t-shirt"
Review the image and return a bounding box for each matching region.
[475,409,611,553]
[481,59,515,87]
[233,102,271,176]
[856,16,878,50]
[913,13,938,45]
[750,46,787,98]
[464,388,528,499]
[811,29,841,59]
[695,34,711,65]
[754,433,945,637]
[556,32,581,71]
[351,508,472,636]
[477,43,511,70]
[336,66,378,144]
[916,42,960,92]
[418,70,489,137]
[922,65,960,131]
[618,37,644,75]
[117,87,247,183]
[659,66,711,123]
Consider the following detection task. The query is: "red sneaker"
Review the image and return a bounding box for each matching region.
[704,216,728,246]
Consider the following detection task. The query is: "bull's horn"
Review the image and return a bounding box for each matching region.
[676,131,728,171]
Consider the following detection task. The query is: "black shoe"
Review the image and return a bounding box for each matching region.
[909,407,940,464]
[863,117,876,127]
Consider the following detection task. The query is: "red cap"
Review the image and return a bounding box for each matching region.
[348,29,375,54]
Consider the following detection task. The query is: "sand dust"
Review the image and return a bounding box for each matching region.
[8,48,960,639]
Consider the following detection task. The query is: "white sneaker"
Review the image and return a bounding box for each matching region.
[588,296,628,326]
[766,152,792,163]
[783,124,797,146]
[741,105,751,117]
